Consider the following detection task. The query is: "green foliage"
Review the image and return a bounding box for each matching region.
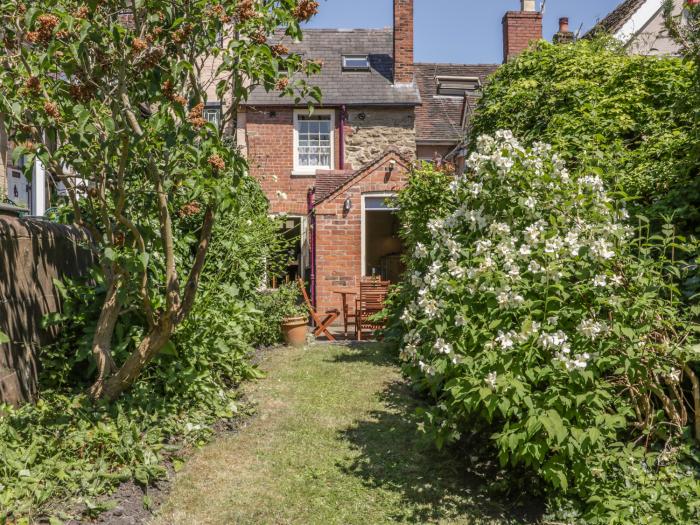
[0,0,323,399]
[388,135,700,524]
[0,173,287,520]
[253,283,307,347]
[470,37,700,232]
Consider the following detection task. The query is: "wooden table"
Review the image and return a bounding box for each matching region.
[332,289,358,337]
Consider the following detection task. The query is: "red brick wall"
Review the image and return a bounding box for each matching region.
[245,107,345,215]
[502,11,542,63]
[393,0,414,84]
[314,153,410,316]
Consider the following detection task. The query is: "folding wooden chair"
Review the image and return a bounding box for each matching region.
[297,278,340,342]
[355,277,390,341]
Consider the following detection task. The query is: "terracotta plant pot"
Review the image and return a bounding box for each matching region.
[281,316,309,346]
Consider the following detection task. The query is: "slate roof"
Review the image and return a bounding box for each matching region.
[586,0,648,37]
[414,63,499,144]
[244,29,421,107]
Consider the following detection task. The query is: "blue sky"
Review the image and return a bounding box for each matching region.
[306,0,622,64]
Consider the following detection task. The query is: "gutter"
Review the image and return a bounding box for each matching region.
[339,105,346,170]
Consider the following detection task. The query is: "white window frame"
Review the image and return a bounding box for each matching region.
[203,103,222,128]
[292,109,335,176]
[342,55,370,71]
[361,192,398,278]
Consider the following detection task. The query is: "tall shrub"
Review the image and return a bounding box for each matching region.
[391,132,700,523]
[0,0,321,400]
[470,38,698,231]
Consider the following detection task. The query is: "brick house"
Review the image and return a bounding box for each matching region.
[237,0,544,314]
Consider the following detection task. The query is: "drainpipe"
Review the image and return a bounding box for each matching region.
[307,188,317,307]
[339,105,346,170]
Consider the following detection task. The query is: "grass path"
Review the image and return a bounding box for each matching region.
[153,343,521,525]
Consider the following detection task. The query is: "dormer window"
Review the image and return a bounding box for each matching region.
[436,76,481,97]
[342,55,370,71]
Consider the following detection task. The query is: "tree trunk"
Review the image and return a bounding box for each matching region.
[87,279,121,398]
[95,319,173,401]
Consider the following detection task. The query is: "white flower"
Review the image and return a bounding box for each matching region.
[449,260,466,279]
[400,344,418,362]
[524,196,537,209]
[468,182,483,197]
[528,260,542,273]
[489,222,511,236]
[414,242,429,258]
[418,360,436,376]
[544,237,563,256]
[518,244,532,257]
[475,239,493,255]
[428,219,445,234]
[434,338,453,355]
[610,274,624,287]
[591,239,615,260]
[593,274,607,287]
[496,331,517,350]
[419,297,439,319]
[455,314,467,327]
[578,319,608,339]
[538,331,568,349]
[485,371,498,390]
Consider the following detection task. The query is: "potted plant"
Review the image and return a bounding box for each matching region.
[275,283,309,346]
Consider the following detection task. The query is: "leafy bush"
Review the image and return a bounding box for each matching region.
[470,37,699,232]
[253,283,308,347]
[389,132,700,524]
[0,177,287,520]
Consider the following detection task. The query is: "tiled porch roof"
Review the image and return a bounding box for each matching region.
[314,147,413,205]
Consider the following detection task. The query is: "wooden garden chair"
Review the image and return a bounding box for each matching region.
[355,277,390,341]
[297,278,340,342]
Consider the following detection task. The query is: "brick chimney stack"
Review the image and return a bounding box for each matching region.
[394,0,414,85]
[502,0,543,63]
[553,17,575,44]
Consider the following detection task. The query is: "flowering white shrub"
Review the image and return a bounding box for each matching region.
[391,132,700,523]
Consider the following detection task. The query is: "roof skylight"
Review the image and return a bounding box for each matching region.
[342,55,370,71]
[436,76,481,97]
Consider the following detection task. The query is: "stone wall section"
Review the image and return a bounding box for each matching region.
[344,107,416,168]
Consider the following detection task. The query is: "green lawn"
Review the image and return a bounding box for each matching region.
[153,343,523,524]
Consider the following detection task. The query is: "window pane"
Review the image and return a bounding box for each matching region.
[297,114,332,169]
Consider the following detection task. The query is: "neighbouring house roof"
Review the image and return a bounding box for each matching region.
[244,29,421,107]
[414,63,498,145]
[314,147,413,204]
[586,0,650,37]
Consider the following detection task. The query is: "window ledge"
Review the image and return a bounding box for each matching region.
[291,170,320,177]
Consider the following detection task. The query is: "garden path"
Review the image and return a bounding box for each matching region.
[152,343,524,524]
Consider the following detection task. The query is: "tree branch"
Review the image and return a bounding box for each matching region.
[176,205,215,324]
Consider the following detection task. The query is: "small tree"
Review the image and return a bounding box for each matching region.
[0,0,320,400]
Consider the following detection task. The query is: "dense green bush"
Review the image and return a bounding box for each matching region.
[0,178,286,521]
[470,38,699,232]
[388,133,700,524]
[253,283,308,347]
